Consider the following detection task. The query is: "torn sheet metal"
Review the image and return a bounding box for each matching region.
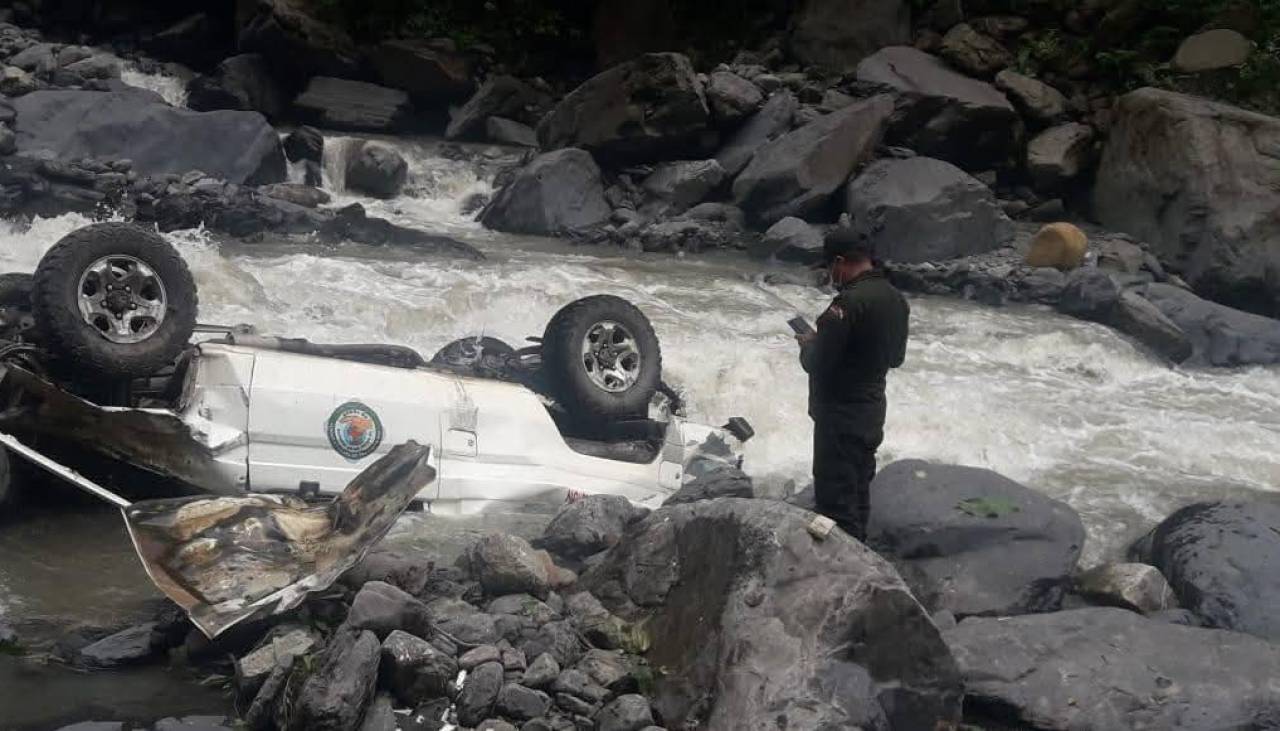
[125,442,435,638]
[0,364,242,495]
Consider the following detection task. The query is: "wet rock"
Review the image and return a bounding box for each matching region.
[1135,283,1280,366]
[857,46,1020,170]
[498,683,553,721]
[13,89,285,185]
[596,695,654,731]
[447,75,552,141]
[714,91,798,176]
[0,66,38,96]
[939,23,1012,78]
[459,644,502,670]
[552,668,608,703]
[748,216,819,263]
[78,623,158,668]
[64,54,120,80]
[238,0,359,79]
[440,612,502,646]
[581,498,962,728]
[293,77,412,132]
[733,94,894,226]
[1057,267,1120,320]
[662,464,755,505]
[457,661,505,727]
[868,460,1086,617]
[244,657,293,731]
[577,649,633,691]
[293,627,381,731]
[1110,290,1194,363]
[789,0,910,72]
[1172,29,1253,73]
[1076,563,1177,614]
[283,126,324,165]
[564,592,628,650]
[706,71,762,126]
[487,117,538,148]
[1094,88,1280,317]
[944,608,1280,731]
[640,159,725,216]
[237,626,318,694]
[359,693,397,731]
[1016,267,1067,303]
[537,53,712,165]
[994,69,1067,124]
[1132,500,1280,640]
[187,54,285,120]
[10,42,55,73]
[487,594,559,625]
[347,581,434,640]
[381,629,459,704]
[1026,122,1095,195]
[536,494,651,562]
[468,533,551,598]
[638,218,739,253]
[522,652,561,689]
[481,149,611,236]
[345,141,408,199]
[402,698,451,731]
[845,157,1014,263]
[370,39,473,103]
[259,183,330,208]
[519,621,582,668]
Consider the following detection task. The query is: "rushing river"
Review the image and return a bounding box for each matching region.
[1,126,1279,726]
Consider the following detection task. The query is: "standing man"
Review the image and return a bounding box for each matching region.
[797,228,909,541]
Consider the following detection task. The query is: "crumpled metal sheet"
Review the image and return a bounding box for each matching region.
[124,442,435,638]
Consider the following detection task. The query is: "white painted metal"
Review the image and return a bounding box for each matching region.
[0,431,132,509]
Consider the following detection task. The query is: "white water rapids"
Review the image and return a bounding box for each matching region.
[2,133,1279,566]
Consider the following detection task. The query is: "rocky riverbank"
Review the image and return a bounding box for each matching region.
[10,462,1280,731]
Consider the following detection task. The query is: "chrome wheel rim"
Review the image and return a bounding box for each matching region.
[581,320,642,393]
[76,255,168,344]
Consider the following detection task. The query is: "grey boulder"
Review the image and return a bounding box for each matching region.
[380,629,458,704]
[1075,562,1178,615]
[706,71,763,126]
[346,581,434,640]
[293,77,412,132]
[939,23,1012,78]
[457,661,504,727]
[480,149,610,236]
[467,533,551,598]
[580,498,962,730]
[345,142,408,199]
[1026,122,1096,194]
[293,627,381,731]
[733,93,895,226]
[856,46,1020,170]
[486,117,537,148]
[714,90,798,177]
[844,157,1015,263]
[1093,88,1280,317]
[945,608,1280,731]
[1132,499,1280,641]
[868,459,1085,617]
[446,75,552,141]
[751,216,824,263]
[78,623,158,668]
[535,494,650,562]
[1133,282,1280,366]
[641,159,725,216]
[789,0,910,72]
[186,54,285,120]
[13,89,285,185]
[994,69,1067,124]
[369,39,473,103]
[596,694,654,731]
[537,53,712,165]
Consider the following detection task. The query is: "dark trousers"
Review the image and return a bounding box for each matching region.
[812,416,878,542]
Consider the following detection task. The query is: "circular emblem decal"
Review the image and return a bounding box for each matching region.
[327,401,383,461]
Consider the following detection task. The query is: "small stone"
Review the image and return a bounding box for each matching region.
[577,650,635,691]
[487,594,559,625]
[522,652,560,689]
[79,624,157,668]
[460,644,503,670]
[497,683,553,721]
[457,661,505,727]
[381,630,459,705]
[596,695,654,731]
[469,533,551,598]
[551,669,607,703]
[1076,563,1177,614]
[237,627,317,692]
[501,647,527,672]
[518,621,581,668]
[556,693,598,717]
[348,581,434,640]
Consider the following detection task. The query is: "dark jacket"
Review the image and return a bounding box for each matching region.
[800,269,910,441]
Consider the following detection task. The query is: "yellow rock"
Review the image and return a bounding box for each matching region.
[1025,222,1088,271]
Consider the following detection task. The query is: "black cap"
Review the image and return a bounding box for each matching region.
[823,226,875,264]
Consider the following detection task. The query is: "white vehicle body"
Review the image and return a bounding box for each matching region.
[176,340,744,513]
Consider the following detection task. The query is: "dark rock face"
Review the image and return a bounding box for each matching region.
[13,89,285,185]
[868,460,1085,617]
[714,91,798,177]
[293,77,412,132]
[1135,283,1280,366]
[369,39,473,103]
[457,661,505,727]
[293,627,381,731]
[186,54,284,120]
[347,581,435,641]
[733,94,894,226]
[1132,500,1280,641]
[380,630,458,705]
[237,0,360,80]
[446,76,552,141]
[78,623,158,668]
[345,142,408,199]
[537,53,712,165]
[789,0,910,72]
[945,608,1280,731]
[581,499,963,730]
[845,157,1014,263]
[856,46,1020,170]
[1095,88,1280,317]
[536,495,650,562]
[480,149,611,236]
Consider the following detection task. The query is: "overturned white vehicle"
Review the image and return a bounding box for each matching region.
[0,223,753,513]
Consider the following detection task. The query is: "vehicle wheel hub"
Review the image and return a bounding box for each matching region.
[77,255,168,344]
[581,320,642,393]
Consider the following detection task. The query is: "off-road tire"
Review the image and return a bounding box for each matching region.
[32,223,198,379]
[542,295,661,421]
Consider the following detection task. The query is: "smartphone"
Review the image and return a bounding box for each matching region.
[787,316,815,336]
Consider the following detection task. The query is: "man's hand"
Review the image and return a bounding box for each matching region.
[795,332,817,346]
